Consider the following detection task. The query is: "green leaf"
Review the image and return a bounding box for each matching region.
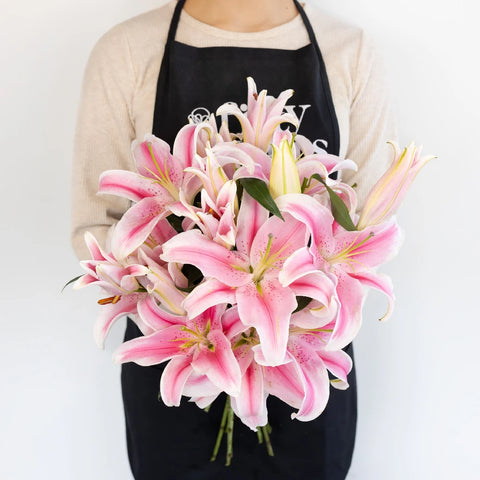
[61,275,83,293]
[239,178,284,220]
[311,174,357,231]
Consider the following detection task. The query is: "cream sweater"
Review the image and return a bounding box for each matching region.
[71,0,396,260]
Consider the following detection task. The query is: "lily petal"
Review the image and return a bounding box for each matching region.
[327,272,363,351]
[113,325,186,366]
[263,358,304,409]
[161,230,251,287]
[236,191,269,257]
[289,338,330,422]
[231,361,268,431]
[192,330,241,397]
[329,219,401,272]
[111,196,170,260]
[278,247,317,286]
[183,373,221,399]
[250,213,307,272]
[287,271,336,310]
[221,306,247,340]
[349,270,395,322]
[172,124,196,169]
[84,231,112,262]
[98,170,165,202]
[132,135,183,193]
[275,194,335,255]
[237,279,296,366]
[94,293,142,348]
[183,278,236,320]
[318,349,352,385]
[160,356,194,407]
[137,295,185,331]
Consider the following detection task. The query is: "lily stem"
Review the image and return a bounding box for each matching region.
[225,400,234,466]
[257,428,264,444]
[210,396,230,462]
[261,424,274,457]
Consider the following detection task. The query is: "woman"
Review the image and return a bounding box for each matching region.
[71,1,395,478]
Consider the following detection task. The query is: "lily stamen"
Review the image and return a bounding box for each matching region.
[97,295,121,305]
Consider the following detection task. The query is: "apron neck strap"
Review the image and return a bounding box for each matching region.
[293,1,318,47]
[167,1,318,48]
[166,0,187,45]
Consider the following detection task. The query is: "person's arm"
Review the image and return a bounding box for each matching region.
[71,23,136,260]
[341,31,397,211]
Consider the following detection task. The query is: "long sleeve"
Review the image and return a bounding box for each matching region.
[71,23,137,260]
[341,31,397,210]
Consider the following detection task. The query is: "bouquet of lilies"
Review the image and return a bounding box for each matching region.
[71,78,432,464]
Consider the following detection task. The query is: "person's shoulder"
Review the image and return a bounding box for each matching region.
[89,1,175,65]
[305,3,363,39]
[116,1,176,45]
[304,3,373,54]
[304,2,382,75]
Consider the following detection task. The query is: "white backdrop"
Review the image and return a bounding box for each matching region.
[1,0,478,478]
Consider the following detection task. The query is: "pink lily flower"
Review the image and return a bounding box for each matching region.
[162,193,335,366]
[134,298,227,408]
[357,142,434,229]
[216,77,298,151]
[169,180,238,249]
[73,232,152,347]
[184,146,231,203]
[113,305,242,403]
[74,224,188,347]
[277,193,401,350]
[175,114,231,164]
[263,316,353,422]
[98,132,203,259]
[184,141,262,202]
[225,308,351,428]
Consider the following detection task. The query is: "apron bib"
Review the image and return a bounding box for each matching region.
[122,2,356,478]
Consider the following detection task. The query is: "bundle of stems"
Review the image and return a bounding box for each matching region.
[209,396,274,466]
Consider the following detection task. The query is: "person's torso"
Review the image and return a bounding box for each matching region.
[113,1,362,160]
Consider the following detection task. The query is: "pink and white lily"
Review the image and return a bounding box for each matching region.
[216,77,298,151]
[168,180,238,249]
[225,308,352,428]
[277,193,401,350]
[73,232,151,347]
[98,132,206,259]
[357,142,434,229]
[162,192,336,366]
[113,305,242,403]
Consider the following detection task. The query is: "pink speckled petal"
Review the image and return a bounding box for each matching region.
[288,338,330,422]
[161,230,251,287]
[183,278,236,320]
[98,170,165,202]
[111,196,170,260]
[231,361,268,431]
[160,356,194,407]
[113,325,188,366]
[237,279,296,366]
[137,295,185,331]
[192,331,241,397]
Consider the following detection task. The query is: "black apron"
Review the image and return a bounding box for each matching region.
[121,1,356,478]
